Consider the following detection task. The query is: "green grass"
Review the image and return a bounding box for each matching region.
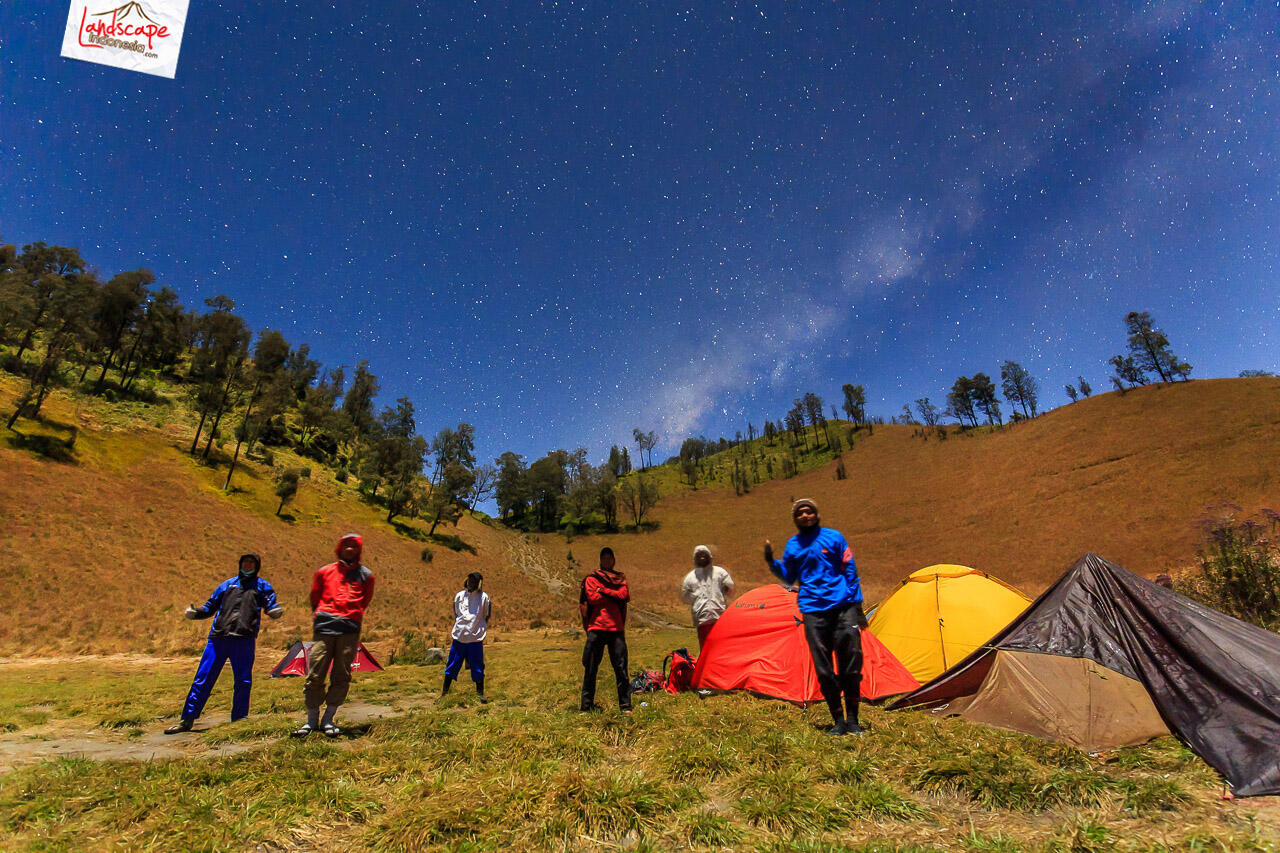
[0,630,1275,851]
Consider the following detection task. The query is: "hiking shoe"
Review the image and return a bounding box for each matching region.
[322,723,341,738]
[826,721,849,736]
[845,721,866,736]
[478,695,489,704]
[164,719,193,735]
[290,723,314,739]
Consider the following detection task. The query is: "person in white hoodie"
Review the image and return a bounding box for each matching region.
[680,545,735,649]
[442,572,492,702]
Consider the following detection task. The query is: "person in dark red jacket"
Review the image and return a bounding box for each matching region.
[579,547,632,713]
[292,533,375,738]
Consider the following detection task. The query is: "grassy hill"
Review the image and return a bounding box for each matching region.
[561,377,1280,622]
[0,374,575,658]
[3,374,1277,656]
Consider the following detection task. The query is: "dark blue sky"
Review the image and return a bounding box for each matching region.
[5,1,1277,466]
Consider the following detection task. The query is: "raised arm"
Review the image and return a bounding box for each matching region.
[764,540,797,584]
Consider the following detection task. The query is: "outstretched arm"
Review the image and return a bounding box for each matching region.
[187,581,226,619]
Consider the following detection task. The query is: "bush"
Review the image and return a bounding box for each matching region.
[335,465,349,483]
[1176,506,1280,630]
[420,546,433,563]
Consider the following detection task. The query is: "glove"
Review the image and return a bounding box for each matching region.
[183,604,200,620]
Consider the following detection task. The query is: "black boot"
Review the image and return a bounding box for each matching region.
[844,697,865,735]
[442,676,454,696]
[476,676,487,703]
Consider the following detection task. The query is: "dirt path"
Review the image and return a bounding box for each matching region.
[503,534,572,595]
[0,700,427,773]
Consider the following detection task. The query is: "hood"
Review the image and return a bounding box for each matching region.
[335,533,364,565]
[238,553,262,574]
[593,566,626,585]
[692,545,713,566]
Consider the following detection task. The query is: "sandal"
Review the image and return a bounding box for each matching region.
[290,723,313,739]
[322,723,341,738]
[164,719,193,735]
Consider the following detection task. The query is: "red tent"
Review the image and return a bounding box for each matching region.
[691,584,919,703]
[269,641,384,677]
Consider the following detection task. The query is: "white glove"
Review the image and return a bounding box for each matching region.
[183,605,200,620]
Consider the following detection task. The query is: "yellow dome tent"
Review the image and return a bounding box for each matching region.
[868,564,1031,683]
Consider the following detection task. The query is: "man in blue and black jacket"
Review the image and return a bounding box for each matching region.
[165,553,284,734]
[764,498,866,736]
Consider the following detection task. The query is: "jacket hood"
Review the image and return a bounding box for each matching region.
[336,533,364,564]
[593,566,626,585]
[692,545,713,565]
[238,553,262,574]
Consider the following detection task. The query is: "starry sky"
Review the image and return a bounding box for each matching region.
[4,1,1278,467]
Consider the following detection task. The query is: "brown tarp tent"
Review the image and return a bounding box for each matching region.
[892,553,1280,797]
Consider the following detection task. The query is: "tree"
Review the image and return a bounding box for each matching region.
[785,401,808,449]
[841,383,866,427]
[117,286,187,391]
[88,269,152,391]
[999,361,1039,418]
[971,373,1001,425]
[914,397,939,427]
[7,269,98,428]
[425,455,472,531]
[763,420,778,445]
[1077,376,1092,398]
[632,427,657,468]
[945,377,978,427]
[275,469,301,516]
[8,243,86,362]
[1123,311,1189,383]
[467,463,498,511]
[342,360,379,450]
[224,329,290,490]
[618,474,658,527]
[187,296,250,457]
[494,452,530,522]
[803,386,824,438]
[1065,384,1079,403]
[1108,354,1147,389]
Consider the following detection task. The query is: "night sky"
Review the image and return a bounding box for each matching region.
[4,2,1277,467]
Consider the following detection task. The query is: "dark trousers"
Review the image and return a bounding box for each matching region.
[803,602,865,723]
[444,640,485,681]
[182,636,256,722]
[581,630,631,710]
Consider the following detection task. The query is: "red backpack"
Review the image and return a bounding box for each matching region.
[663,648,697,694]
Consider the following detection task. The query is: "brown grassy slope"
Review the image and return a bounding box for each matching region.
[565,377,1279,622]
[0,389,573,657]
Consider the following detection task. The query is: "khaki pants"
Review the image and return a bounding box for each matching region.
[305,632,360,710]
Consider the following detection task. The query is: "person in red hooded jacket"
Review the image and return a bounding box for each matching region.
[579,547,632,713]
[292,533,375,738]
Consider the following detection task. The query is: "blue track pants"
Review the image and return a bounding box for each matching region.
[181,636,256,721]
[444,640,485,681]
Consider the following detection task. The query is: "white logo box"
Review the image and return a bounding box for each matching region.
[61,0,190,79]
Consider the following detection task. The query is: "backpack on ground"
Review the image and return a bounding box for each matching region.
[663,648,697,694]
[629,669,666,694]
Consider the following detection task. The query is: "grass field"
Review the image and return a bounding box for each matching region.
[0,628,1275,851]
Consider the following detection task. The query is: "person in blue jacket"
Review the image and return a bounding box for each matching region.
[164,553,284,734]
[763,498,866,735]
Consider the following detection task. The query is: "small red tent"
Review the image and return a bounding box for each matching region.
[269,641,384,677]
[691,584,919,703]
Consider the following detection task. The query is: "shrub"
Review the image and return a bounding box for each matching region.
[1176,506,1280,630]
[420,546,433,563]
